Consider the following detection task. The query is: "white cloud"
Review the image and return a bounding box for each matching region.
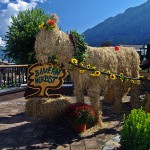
[31,0,46,3]
[0,0,10,4]
[0,0,47,38]
[0,37,6,47]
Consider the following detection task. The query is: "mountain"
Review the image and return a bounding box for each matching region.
[84,0,150,46]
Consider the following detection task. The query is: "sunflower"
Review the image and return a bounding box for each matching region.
[87,64,91,69]
[120,73,124,77]
[130,80,135,84]
[110,74,116,80]
[79,70,85,74]
[94,71,101,77]
[90,73,95,76]
[139,76,144,79]
[120,78,124,82]
[71,58,78,64]
[92,66,96,70]
[79,63,84,66]
[49,63,53,67]
[39,22,45,29]
[107,70,111,74]
[136,80,141,85]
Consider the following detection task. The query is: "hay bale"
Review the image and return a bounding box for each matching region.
[25,96,72,121]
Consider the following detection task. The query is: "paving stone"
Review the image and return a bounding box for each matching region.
[111,135,120,143]
[86,148,102,150]
[102,138,120,150]
[71,140,84,146]
[0,96,125,150]
[16,146,27,150]
[85,140,100,149]
[71,145,85,150]
[57,145,70,150]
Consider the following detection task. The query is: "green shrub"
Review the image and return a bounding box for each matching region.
[120,108,150,150]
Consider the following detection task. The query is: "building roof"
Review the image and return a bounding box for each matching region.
[119,44,143,51]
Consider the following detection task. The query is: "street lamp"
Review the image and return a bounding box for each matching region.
[140,43,147,61]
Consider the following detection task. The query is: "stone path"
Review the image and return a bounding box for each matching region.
[0,97,126,150]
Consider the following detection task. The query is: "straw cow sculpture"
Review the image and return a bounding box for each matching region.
[35,14,140,124]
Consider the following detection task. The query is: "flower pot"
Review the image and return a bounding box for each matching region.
[74,123,86,133]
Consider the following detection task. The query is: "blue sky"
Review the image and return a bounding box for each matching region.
[40,0,147,33]
[0,0,147,46]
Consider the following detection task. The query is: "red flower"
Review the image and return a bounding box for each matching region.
[65,102,96,124]
[48,19,55,26]
[114,46,119,51]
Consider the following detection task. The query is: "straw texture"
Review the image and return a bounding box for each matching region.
[35,14,141,123]
[25,96,71,121]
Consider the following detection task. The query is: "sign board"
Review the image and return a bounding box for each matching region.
[27,63,67,97]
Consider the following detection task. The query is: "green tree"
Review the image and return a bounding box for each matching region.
[4,9,50,64]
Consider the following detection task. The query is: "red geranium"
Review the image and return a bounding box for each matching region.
[48,19,55,26]
[114,46,119,51]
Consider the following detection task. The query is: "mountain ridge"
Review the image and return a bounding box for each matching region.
[84,0,150,46]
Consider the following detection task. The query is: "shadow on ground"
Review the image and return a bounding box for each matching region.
[0,99,132,149]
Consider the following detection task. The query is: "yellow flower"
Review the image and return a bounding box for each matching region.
[139,76,144,79]
[110,74,116,80]
[120,73,124,77]
[92,66,96,70]
[101,69,106,73]
[90,73,95,76]
[120,78,124,82]
[71,58,78,64]
[49,63,53,67]
[79,63,84,66]
[94,71,101,77]
[79,70,85,74]
[87,64,91,69]
[107,70,111,74]
[136,80,141,85]
[39,22,44,29]
[130,80,135,84]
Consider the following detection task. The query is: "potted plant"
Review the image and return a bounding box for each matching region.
[65,102,96,133]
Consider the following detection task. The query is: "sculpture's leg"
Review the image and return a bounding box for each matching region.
[74,85,85,103]
[87,87,102,126]
[104,84,114,105]
[113,85,129,114]
[130,84,141,109]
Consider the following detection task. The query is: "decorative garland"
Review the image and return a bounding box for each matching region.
[70,58,144,85]
[69,30,87,63]
[39,19,56,31]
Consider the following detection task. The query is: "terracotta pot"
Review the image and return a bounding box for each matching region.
[74,123,86,133]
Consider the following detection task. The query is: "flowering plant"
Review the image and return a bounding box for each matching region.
[65,102,96,124]
[39,19,56,31]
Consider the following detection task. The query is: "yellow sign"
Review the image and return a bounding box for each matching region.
[27,63,67,97]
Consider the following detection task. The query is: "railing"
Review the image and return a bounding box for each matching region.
[0,65,29,88]
[0,64,72,89]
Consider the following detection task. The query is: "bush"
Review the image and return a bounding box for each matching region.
[120,108,150,150]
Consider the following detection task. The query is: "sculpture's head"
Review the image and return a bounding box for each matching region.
[35,14,74,66]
